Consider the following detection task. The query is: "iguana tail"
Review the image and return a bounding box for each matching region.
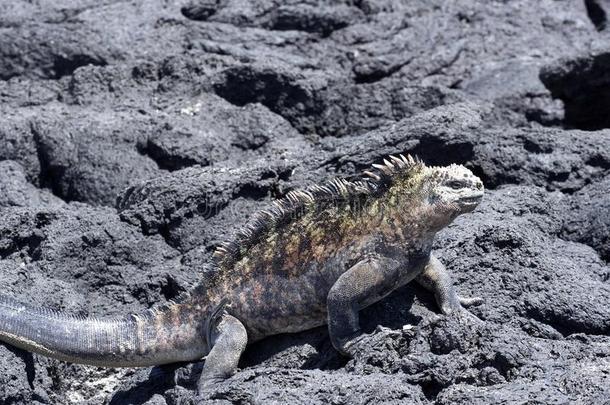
[0,294,207,367]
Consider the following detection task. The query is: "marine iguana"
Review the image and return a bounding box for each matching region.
[0,154,484,393]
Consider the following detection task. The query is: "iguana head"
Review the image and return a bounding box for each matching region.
[425,164,484,214]
[365,155,484,232]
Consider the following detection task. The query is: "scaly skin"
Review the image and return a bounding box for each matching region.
[0,293,207,367]
[0,154,484,394]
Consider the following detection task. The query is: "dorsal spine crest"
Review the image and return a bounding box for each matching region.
[213,154,425,267]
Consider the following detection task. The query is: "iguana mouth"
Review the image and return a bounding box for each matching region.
[460,194,483,204]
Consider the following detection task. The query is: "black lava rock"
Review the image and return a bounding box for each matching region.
[0,1,608,404]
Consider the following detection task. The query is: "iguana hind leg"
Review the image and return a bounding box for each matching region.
[197,313,247,393]
[416,254,483,315]
[327,256,400,356]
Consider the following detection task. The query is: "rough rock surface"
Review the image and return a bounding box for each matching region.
[0,1,609,404]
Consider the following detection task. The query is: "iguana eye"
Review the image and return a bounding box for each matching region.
[448,181,462,190]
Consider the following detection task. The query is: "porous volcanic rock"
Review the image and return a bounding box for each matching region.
[1,1,609,404]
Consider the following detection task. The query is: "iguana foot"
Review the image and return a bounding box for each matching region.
[433,290,484,326]
[441,294,483,313]
[327,257,403,357]
[333,330,364,357]
[195,375,229,397]
[417,254,484,321]
[196,314,247,394]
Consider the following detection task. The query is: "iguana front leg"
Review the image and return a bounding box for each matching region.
[197,313,247,393]
[416,254,483,315]
[327,256,401,356]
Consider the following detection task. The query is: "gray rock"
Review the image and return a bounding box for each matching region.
[321,102,610,192]
[1,1,609,404]
[0,160,63,209]
[117,159,299,252]
[584,0,610,30]
[541,49,610,130]
[562,177,610,261]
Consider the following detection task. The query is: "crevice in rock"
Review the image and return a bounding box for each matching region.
[6,346,36,390]
[584,0,608,31]
[108,368,177,405]
[232,183,272,201]
[524,307,606,337]
[159,275,186,302]
[540,51,610,130]
[519,93,566,128]
[522,138,553,154]
[418,378,444,401]
[353,60,411,84]
[262,6,356,37]
[156,224,175,249]
[476,354,520,382]
[30,122,73,204]
[50,54,107,80]
[135,140,199,172]
[0,231,44,261]
[213,67,323,136]
[411,137,475,167]
[585,153,610,169]
[180,0,222,22]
